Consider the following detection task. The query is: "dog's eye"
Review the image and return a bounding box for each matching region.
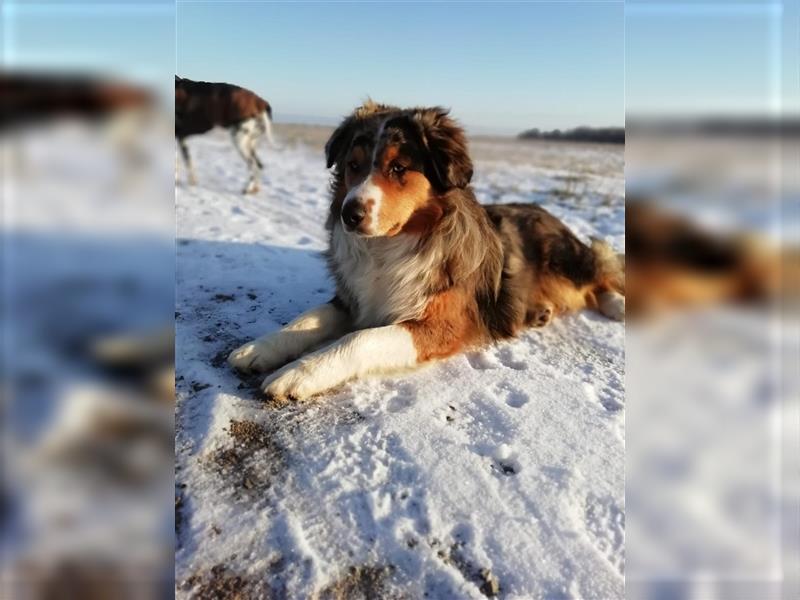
[390,163,407,176]
[347,161,360,172]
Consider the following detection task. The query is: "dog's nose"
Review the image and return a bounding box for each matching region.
[341,201,366,229]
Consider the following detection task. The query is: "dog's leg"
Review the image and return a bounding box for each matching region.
[597,290,625,321]
[261,324,419,400]
[590,239,625,321]
[231,119,261,194]
[526,301,554,327]
[262,290,472,400]
[248,130,264,170]
[228,302,350,374]
[178,138,196,185]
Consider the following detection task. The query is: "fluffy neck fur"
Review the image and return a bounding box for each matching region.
[326,188,505,332]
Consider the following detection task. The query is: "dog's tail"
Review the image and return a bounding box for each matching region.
[591,237,625,294]
[260,107,280,149]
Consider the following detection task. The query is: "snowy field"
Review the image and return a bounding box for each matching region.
[625,135,799,600]
[2,120,175,591]
[175,125,625,599]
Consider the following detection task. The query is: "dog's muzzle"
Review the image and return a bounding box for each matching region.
[341,200,366,231]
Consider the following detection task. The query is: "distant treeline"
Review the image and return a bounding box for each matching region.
[626,116,800,137]
[518,126,625,144]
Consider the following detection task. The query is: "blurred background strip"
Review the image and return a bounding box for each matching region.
[625,1,799,599]
[1,1,175,599]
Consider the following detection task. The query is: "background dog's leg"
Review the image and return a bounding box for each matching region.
[261,324,419,400]
[178,138,196,185]
[228,302,350,374]
[249,129,264,171]
[231,119,261,194]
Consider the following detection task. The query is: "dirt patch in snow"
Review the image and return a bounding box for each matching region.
[179,563,270,599]
[204,419,286,496]
[316,565,403,600]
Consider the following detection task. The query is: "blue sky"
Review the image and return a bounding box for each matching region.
[177,1,624,135]
[2,1,175,97]
[626,1,798,117]
[3,1,794,133]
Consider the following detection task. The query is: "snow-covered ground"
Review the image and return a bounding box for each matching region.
[2,119,175,590]
[175,126,624,599]
[625,135,800,600]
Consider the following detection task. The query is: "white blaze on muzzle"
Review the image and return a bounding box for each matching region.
[343,175,383,234]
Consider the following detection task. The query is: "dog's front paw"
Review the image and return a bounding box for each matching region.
[260,360,314,401]
[260,356,340,402]
[228,336,288,373]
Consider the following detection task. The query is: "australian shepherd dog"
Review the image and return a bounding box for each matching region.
[228,102,625,400]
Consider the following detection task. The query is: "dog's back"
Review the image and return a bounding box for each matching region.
[175,77,270,138]
[484,202,624,328]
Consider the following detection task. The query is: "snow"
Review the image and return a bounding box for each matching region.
[175,127,624,599]
[2,120,175,583]
[624,134,800,599]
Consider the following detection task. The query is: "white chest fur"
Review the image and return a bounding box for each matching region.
[330,224,441,328]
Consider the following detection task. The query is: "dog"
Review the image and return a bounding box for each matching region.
[625,199,783,315]
[228,102,625,400]
[175,76,276,194]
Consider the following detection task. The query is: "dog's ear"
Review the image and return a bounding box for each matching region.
[414,107,473,191]
[325,116,356,169]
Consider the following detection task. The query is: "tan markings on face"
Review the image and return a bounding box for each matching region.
[401,202,444,235]
[369,144,433,236]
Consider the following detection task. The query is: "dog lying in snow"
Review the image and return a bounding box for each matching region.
[228,102,624,400]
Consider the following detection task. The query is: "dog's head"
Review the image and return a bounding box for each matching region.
[325,102,473,237]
